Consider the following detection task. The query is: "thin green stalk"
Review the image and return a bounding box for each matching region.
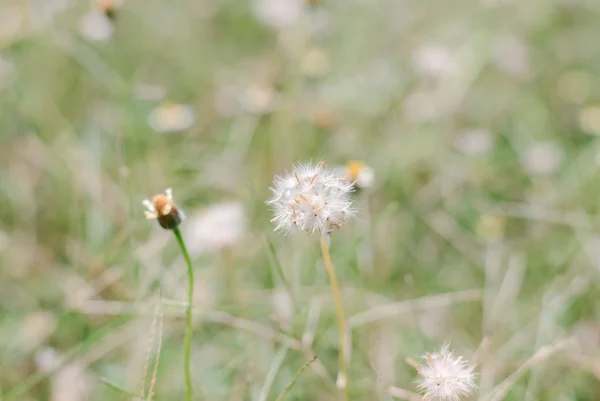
[275,356,318,401]
[320,233,350,401]
[173,227,194,401]
[99,377,138,397]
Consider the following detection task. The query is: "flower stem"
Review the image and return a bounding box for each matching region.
[173,227,194,401]
[320,233,350,400]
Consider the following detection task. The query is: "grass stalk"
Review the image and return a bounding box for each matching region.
[320,233,350,401]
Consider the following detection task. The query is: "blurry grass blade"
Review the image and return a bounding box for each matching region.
[258,346,289,401]
[100,377,138,397]
[265,234,291,289]
[275,356,318,401]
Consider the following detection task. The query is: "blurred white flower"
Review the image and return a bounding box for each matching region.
[79,10,114,42]
[252,0,303,30]
[454,129,494,157]
[412,45,458,77]
[492,35,531,77]
[522,141,564,175]
[416,344,477,401]
[51,362,93,401]
[267,161,355,234]
[35,347,62,373]
[20,312,57,351]
[148,103,195,133]
[183,202,246,256]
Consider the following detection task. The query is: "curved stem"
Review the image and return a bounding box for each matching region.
[320,233,350,400]
[173,228,194,401]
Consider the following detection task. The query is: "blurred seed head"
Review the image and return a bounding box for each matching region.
[51,362,93,401]
[143,188,185,230]
[148,102,195,133]
[35,347,62,373]
[454,129,495,157]
[182,202,247,257]
[267,161,355,234]
[20,311,57,352]
[252,0,303,30]
[522,141,564,175]
[415,344,477,401]
[79,9,114,42]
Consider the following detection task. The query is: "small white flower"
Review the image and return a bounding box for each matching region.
[148,103,195,133]
[266,161,355,234]
[416,344,477,401]
[142,188,185,230]
[79,10,114,42]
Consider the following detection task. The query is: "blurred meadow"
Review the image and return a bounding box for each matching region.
[2,0,600,400]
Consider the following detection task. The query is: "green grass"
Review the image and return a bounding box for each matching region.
[1,0,600,400]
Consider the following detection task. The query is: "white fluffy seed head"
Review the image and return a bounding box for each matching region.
[416,344,477,401]
[266,161,355,235]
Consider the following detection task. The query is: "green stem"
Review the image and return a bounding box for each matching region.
[320,234,350,401]
[173,228,194,401]
[275,356,318,401]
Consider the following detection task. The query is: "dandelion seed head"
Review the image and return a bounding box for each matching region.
[266,162,355,234]
[416,344,477,401]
